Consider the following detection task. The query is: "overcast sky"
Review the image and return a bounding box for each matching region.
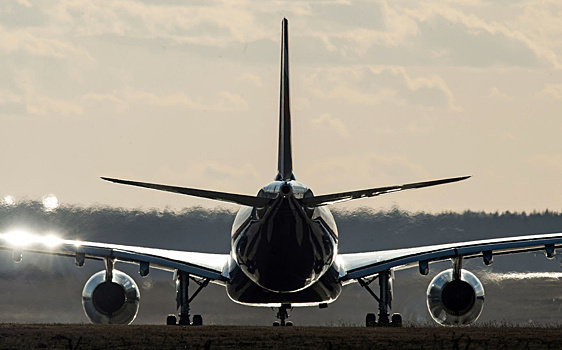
[1,0,561,213]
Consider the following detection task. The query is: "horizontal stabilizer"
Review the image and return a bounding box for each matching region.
[302,176,471,207]
[101,177,270,208]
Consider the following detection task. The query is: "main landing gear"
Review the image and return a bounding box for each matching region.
[273,304,293,326]
[166,271,209,326]
[359,270,402,327]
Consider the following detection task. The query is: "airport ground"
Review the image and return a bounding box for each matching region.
[0,324,560,349]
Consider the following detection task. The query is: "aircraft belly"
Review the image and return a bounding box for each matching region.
[234,198,335,292]
[226,263,341,305]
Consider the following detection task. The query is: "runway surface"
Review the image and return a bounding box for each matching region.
[0,324,560,349]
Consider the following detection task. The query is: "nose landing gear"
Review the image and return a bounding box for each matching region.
[273,304,293,326]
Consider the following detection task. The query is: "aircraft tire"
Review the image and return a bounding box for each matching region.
[366,313,376,327]
[192,314,203,326]
[166,315,177,326]
[391,313,403,327]
[273,321,280,326]
[286,321,293,326]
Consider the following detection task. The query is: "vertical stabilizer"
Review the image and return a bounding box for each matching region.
[277,18,294,181]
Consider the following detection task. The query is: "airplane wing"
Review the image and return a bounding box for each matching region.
[338,232,562,281]
[0,231,229,282]
[302,176,470,207]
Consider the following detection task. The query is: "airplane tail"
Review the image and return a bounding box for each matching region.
[102,18,471,209]
[276,18,294,181]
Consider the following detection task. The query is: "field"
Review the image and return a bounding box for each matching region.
[0,324,560,349]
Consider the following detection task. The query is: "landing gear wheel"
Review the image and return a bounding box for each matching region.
[192,314,203,326]
[273,321,280,326]
[378,314,390,326]
[178,317,190,326]
[286,321,293,326]
[360,271,394,328]
[166,315,177,325]
[275,304,291,326]
[391,313,402,327]
[273,304,293,326]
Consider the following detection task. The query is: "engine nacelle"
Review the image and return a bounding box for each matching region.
[426,268,484,326]
[82,270,140,325]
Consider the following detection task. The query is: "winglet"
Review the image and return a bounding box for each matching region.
[276,18,294,181]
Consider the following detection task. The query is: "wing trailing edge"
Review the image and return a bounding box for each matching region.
[302,176,471,207]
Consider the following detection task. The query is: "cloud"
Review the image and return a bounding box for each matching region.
[538,84,562,100]
[0,68,86,117]
[154,160,260,193]
[489,87,512,100]
[197,161,259,182]
[0,91,23,105]
[0,24,92,61]
[8,1,560,70]
[287,1,561,69]
[369,66,462,112]
[237,72,263,88]
[405,123,431,135]
[499,131,516,141]
[403,2,562,68]
[219,91,249,111]
[310,82,398,107]
[302,153,430,191]
[308,0,419,56]
[311,113,350,137]
[16,0,32,7]
[2,86,248,118]
[305,65,461,112]
[49,0,267,47]
[26,95,83,116]
[109,88,249,112]
[81,93,129,113]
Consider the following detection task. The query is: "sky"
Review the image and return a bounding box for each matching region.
[1,0,561,213]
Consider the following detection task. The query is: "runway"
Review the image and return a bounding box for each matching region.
[0,324,560,349]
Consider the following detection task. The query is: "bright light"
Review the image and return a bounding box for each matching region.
[43,234,63,247]
[3,230,37,247]
[484,272,562,282]
[42,194,59,211]
[2,195,15,206]
[1,231,63,248]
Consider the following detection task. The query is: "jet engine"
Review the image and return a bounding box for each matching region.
[82,270,140,325]
[426,268,484,326]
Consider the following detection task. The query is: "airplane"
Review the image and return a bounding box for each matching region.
[1,18,561,327]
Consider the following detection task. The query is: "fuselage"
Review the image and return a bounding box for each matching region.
[226,180,342,306]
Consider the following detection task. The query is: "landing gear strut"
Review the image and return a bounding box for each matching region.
[273,304,293,326]
[167,271,209,326]
[359,270,402,327]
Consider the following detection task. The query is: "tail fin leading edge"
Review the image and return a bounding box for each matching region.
[277,18,294,181]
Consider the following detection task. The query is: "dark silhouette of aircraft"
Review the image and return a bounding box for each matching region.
[1,19,561,327]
